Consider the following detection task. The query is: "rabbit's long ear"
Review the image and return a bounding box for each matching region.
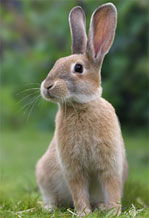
[69,6,87,54]
[87,3,117,64]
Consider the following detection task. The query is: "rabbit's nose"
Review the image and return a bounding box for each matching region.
[44,81,54,90]
[47,84,54,90]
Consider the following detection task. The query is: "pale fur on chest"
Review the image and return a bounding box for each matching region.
[55,98,124,178]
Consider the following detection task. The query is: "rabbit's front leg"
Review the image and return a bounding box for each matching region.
[67,175,91,216]
[101,173,121,215]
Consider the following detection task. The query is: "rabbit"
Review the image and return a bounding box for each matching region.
[36,3,128,217]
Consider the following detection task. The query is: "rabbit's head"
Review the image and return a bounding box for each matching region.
[41,3,117,104]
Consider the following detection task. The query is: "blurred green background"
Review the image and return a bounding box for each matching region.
[0,0,148,130]
[0,0,149,216]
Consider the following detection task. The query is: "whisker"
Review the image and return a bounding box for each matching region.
[20,94,41,113]
[17,92,40,105]
[27,95,41,122]
[22,95,41,117]
[24,82,40,86]
[62,98,66,120]
[16,88,40,96]
[71,101,77,115]
[61,97,67,120]
[65,99,67,120]
[36,99,42,108]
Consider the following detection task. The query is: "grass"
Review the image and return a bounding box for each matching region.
[0,126,149,217]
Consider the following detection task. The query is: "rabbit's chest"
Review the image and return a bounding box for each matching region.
[56,113,104,171]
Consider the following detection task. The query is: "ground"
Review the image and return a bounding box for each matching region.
[0,127,148,218]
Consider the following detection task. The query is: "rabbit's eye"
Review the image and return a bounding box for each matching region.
[74,64,83,73]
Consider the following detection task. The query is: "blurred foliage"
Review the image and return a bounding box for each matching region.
[0,0,148,130]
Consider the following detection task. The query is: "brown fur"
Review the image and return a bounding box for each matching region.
[36,3,128,217]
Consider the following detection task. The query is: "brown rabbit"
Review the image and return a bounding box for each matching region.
[36,3,128,217]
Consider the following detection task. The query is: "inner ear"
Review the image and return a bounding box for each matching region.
[69,6,87,54]
[87,3,117,63]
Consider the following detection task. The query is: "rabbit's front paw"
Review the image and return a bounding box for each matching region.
[43,204,55,213]
[97,202,106,212]
[107,203,121,216]
[78,208,92,217]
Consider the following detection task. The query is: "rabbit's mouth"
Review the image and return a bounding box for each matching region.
[41,86,59,102]
[46,91,56,99]
[40,80,55,101]
[40,80,68,103]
